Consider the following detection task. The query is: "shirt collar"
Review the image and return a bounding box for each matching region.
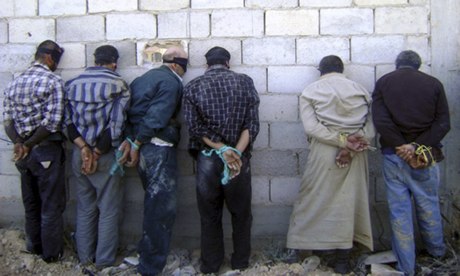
[206,64,228,72]
[32,61,51,71]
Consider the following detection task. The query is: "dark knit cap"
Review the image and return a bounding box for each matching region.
[205,46,231,65]
[94,45,119,65]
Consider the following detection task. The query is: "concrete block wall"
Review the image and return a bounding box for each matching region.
[1,0,458,251]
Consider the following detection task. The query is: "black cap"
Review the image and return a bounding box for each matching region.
[205,46,231,66]
[94,45,119,65]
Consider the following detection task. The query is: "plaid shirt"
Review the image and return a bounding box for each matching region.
[183,65,260,152]
[64,66,130,147]
[3,62,65,137]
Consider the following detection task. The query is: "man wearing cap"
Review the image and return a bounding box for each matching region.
[183,46,260,273]
[372,50,450,275]
[286,55,374,274]
[64,45,132,269]
[3,40,66,262]
[127,46,188,276]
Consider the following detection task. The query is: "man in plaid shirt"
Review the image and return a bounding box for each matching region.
[3,40,66,262]
[183,46,260,274]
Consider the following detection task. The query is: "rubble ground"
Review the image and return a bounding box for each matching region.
[0,227,458,276]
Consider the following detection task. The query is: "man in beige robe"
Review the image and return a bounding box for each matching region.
[286,55,374,274]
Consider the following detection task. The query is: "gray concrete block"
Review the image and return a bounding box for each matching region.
[251,150,299,176]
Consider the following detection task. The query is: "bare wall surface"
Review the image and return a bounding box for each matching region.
[0,0,459,251]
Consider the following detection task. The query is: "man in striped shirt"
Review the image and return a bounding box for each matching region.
[64,45,133,269]
[3,40,66,263]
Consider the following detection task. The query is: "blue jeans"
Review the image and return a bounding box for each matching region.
[71,147,123,268]
[137,144,177,276]
[15,141,66,261]
[196,153,252,274]
[383,154,445,275]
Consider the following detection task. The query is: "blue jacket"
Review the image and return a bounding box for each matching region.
[128,65,183,146]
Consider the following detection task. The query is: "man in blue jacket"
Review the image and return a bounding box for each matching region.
[127,46,188,276]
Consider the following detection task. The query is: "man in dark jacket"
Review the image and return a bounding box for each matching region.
[128,46,188,276]
[183,46,260,274]
[372,50,450,276]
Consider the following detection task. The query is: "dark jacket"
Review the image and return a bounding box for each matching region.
[128,65,183,146]
[372,67,450,159]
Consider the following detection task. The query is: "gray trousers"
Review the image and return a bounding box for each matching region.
[71,146,123,268]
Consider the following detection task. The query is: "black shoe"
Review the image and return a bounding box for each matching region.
[284,249,300,264]
[334,249,352,274]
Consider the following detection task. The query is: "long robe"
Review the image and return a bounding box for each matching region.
[286,73,374,251]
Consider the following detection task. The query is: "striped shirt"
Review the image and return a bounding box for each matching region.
[3,62,65,137]
[64,66,130,147]
[183,65,260,153]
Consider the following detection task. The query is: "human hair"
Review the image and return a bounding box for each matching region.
[395,50,421,70]
[34,40,63,63]
[318,55,344,75]
[94,45,119,65]
[205,46,231,66]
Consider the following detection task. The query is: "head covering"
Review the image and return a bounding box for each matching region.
[205,46,231,66]
[94,45,119,65]
[318,55,344,75]
[35,40,64,65]
[395,50,421,70]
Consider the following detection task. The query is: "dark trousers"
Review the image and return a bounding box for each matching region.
[137,144,177,276]
[15,142,66,260]
[196,153,252,273]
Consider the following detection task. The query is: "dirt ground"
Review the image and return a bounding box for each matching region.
[0,227,458,276]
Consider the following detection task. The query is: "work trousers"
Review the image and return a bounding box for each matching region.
[137,144,178,276]
[196,153,252,274]
[383,154,445,276]
[72,147,124,268]
[15,141,66,261]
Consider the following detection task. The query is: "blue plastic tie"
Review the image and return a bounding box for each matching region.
[201,145,242,185]
[110,149,125,176]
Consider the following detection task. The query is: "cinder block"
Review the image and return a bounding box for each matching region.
[410,0,428,5]
[351,36,405,64]
[376,64,395,80]
[0,0,37,17]
[190,11,210,38]
[189,39,241,66]
[212,9,264,37]
[243,38,295,65]
[252,150,298,176]
[158,11,188,39]
[40,0,86,16]
[58,43,86,69]
[270,176,301,204]
[192,0,244,9]
[118,67,150,85]
[88,0,137,12]
[122,176,144,203]
[355,0,406,5]
[376,7,428,34]
[344,64,375,93]
[0,175,21,198]
[0,44,36,72]
[176,176,197,206]
[9,18,55,43]
[268,66,318,94]
[57,15,105,42]
[300,0,351,7]
[252,176,270,204]
[406,36,429,63]
[266,10,318,36]
[60,68,85,83]
[140,0,189,10]
[252,205,292,236]
[321,8,373,35]
[253,122,269,149]
[177,149,194,176]
[297,37,350,65]
[246,0,297,8]
[0,20,7,43]
[107,13,156,40]
[0,149,16,174]
[86,41,137,68]
[0,73,13,95]
[233,66,266,93]
[259,94,298,122]
[270,122,308,149]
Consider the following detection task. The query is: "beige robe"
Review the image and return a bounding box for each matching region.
[286,73,374,251]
